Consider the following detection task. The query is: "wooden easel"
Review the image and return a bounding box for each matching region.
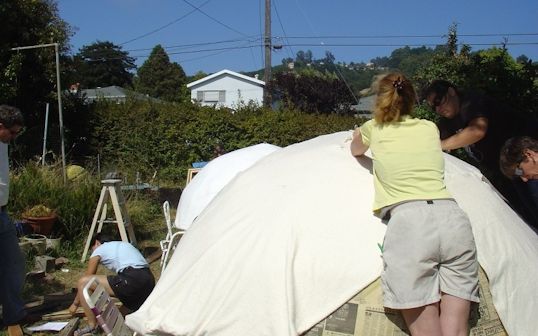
[186,168,201,185]
[81,179,136,261]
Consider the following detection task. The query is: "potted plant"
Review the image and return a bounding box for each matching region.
[22,205,58,236]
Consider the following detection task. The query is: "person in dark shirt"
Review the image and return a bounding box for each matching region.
[423,80,505,170]
[423,80,538,227]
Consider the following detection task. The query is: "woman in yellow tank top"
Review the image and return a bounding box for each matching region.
[351,73,479,336]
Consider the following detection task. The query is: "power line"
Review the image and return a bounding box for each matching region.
[181,0,250,38]
[280,42,538,47]
[282,33,538,39]
[258,0,264,70]
[80,41,538,62]
[180,0,261,69]
[120,0,213,45]
[86,32,538,56]
[124,38,259,52]
[180,41,259,64]
[272,0,294,59]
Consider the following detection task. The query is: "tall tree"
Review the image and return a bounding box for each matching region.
[0,0,72,159]
[270,70,354,114]
[134,45,188,102]
[0,0,72,116]
[75,41,136,88]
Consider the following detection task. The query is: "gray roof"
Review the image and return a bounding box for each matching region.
[80,86,159,103]
[81,86,127,100]
[355,95,375,112]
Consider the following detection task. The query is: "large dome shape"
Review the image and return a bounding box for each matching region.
[175,143,281,231]
[127,131,538,336]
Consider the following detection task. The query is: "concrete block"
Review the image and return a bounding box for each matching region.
[35,255,56,273]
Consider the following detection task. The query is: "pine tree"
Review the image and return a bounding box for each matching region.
[135,45,188,102]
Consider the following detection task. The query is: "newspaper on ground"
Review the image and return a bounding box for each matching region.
[304,268,507,336]
[27,321,69,332]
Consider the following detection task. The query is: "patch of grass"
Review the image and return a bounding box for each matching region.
[9,163,101,241]
[126,191,167,242]
[7,163,168,318]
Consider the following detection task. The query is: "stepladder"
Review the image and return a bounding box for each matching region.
[81,179,137,261]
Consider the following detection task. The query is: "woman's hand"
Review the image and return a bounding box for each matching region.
[351,127,368,157]
[353,127,361,139]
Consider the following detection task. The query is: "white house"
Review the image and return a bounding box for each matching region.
[187,69,265,109]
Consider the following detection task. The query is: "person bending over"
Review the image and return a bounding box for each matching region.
[351,73,479,336]
[69,233,155,335]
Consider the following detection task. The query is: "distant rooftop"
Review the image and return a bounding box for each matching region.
[80,85,158,103]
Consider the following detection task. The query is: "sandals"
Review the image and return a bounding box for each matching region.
[74,325,98,336]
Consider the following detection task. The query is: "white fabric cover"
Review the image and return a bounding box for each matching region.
[442,154,538,336]
[175,143,281,230]
[127,131,538,336]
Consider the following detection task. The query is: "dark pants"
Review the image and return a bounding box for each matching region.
[0,210,26,325]
[107,267,155,311]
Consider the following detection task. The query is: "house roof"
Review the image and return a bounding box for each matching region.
[82,85,127,99]
[187,69,265,88]
[353,95,375,112]
[80,86,160,102]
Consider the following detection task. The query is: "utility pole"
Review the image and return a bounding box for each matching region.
[11,43,67,184]
[263,0,272,107]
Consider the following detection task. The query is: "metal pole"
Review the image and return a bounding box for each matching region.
[11,43,57,51]
[11,42,67,183]
[263,0,272,107]
[55,43,67,184]
[42,103,49,166]
[97,154,101,179]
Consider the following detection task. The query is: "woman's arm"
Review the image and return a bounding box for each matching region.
[350,128,369,157]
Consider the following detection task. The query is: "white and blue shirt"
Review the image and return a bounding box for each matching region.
[91,241,148,273]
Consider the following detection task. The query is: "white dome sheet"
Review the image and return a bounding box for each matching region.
[175,143,281,230]
[127,131,538,336]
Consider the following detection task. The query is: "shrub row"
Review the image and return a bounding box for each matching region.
[89,100,359,184]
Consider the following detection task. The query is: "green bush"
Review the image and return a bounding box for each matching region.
[88,100,359,185]
[9,163,100,240]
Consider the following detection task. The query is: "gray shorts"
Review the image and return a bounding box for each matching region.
[381,200,479,309]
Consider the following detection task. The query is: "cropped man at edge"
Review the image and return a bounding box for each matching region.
[0,105,37,328]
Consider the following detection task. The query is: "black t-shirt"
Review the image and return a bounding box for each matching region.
[437,92,507,170]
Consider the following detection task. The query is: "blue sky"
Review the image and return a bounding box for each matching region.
[58,0,538,76]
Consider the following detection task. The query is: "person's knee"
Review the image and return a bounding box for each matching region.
[77,275,93,289]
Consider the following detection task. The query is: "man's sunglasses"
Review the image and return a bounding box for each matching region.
[429,90,449,109]
[514,160,525,177]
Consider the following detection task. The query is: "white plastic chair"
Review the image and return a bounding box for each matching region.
[82,276,132,336]
[159,201,184,272]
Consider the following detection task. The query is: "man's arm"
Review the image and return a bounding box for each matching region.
[441,117,488,151]
[350,128,369,157]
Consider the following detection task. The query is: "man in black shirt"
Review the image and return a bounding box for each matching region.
[424,80,538,227]
[424,80,506,171]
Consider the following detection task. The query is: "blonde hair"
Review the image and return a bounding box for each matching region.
[372,72,417,123]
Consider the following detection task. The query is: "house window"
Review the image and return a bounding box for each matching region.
[197,90,225,103]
